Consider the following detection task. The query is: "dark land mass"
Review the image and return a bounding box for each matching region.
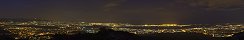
[0,28,14,40]
[51,28,243,40]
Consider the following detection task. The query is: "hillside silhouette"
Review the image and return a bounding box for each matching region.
[0,28,14,40]
[233,32,244,40]
[51,28,239,40]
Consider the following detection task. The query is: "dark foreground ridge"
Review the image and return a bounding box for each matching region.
[0,28,14,40]
[51,28,243,40]
[233,32,244,40]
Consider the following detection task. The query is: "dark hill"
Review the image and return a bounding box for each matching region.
[0,28,14,40]
[51,28,237,40]
[233,32,244,40]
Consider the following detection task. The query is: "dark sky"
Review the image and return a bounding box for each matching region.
[0,0,244,24]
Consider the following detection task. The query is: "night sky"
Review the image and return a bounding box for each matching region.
[0,0,244,24]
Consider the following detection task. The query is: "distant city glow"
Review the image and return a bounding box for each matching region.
[0,21,243,40]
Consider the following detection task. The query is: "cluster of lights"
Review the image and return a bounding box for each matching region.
[0,21,244,40]
[126,24,191,27]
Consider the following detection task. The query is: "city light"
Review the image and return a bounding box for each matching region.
[0,21,243,40]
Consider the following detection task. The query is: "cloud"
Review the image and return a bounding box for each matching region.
[103,0,127,12]
[177,0,244,10]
